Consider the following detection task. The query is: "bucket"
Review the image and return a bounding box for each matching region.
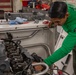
[22,0,29,7]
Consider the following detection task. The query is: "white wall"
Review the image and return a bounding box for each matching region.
[13,0,22,12]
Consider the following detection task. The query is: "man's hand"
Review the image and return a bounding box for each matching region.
[48,21,52,28]
[43,21,52,28]
[34,65,43,71]
[33,62,43,71]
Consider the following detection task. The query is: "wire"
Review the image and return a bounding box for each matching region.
[52,64,70,75]
[51,69,70,75]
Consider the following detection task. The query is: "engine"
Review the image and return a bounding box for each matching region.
[0,32,70,75]
[0,32,50,75]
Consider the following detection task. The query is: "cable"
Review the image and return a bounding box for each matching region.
[52,64,70,75]
[51,69,70,75]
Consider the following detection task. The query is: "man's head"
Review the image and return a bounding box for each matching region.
[49,1,69,26]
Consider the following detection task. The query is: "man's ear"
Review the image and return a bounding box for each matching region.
[65,12,69,17]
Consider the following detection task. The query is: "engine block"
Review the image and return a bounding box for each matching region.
[0,32,50,75]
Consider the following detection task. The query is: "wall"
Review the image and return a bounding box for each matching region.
[0,0,12,12]
[13,0,22,12]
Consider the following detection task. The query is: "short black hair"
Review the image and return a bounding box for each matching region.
[49,1,67,18]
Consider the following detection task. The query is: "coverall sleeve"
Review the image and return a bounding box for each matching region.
[44,32,76,66]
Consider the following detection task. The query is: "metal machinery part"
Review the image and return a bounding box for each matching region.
[4,8,50,23]
[0,32,50,75]
[4,12,47,22]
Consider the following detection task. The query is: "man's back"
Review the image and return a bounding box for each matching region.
[62,3,76,33]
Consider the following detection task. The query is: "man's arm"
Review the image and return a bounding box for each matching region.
[44,32,76,66]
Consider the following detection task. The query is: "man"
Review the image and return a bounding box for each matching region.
[35,1,76,75]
